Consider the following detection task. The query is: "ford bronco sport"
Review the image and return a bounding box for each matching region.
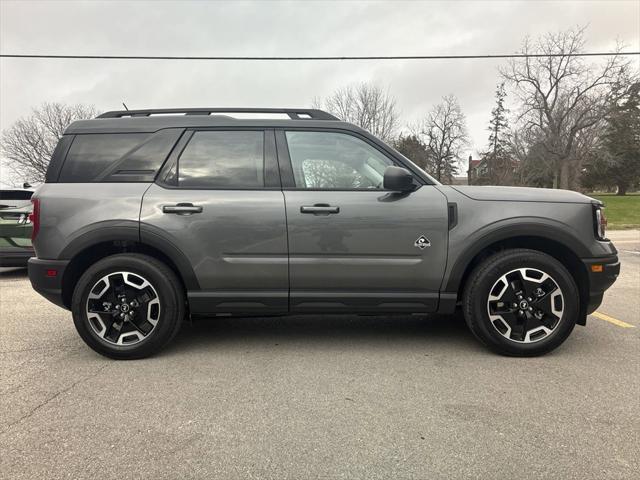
[28,108,619,359]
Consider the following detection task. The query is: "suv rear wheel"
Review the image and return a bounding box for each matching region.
[462,249,579,356]
[71,254,184,359]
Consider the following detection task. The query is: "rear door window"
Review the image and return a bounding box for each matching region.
[177,131,265,188]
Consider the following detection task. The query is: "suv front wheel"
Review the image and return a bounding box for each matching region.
[71,254,184,359]
[462,249,579,356]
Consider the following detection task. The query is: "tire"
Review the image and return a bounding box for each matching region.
[462,249,579,356]
[71,254,185,359]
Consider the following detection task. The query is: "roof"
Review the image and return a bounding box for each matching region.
[66,108,354,134]
[468,159,483,170]
[97,108,338,120]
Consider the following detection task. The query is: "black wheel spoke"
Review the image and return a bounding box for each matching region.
[134,290,152,305]
[513,311,527,341]
[533,297,560,329]
[127,313,153,335]
[531,279,557,304]
[110,273,127,297]
[507,270,528,298]
[535,297,554,317]
[104,315,122,343]
[504,312,521,335]
[489,300,515,315]
[525,309,545,330]
[87,298,112,315]
[501,288,518,305]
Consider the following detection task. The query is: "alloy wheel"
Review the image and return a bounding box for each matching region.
[486,267,564,343]
[85,271,161,346]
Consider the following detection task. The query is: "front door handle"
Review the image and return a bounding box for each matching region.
[300,204,340,215]
[162,203,203,215]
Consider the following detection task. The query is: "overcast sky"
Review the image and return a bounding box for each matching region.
[1,0,639,184]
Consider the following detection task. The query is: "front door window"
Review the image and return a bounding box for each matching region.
[285,131,393,189]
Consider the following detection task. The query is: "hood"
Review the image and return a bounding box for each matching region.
[450,185,598,204]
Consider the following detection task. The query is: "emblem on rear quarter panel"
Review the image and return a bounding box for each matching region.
[414,235,431,249]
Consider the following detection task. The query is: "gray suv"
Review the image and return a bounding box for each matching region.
[28,108,619,359]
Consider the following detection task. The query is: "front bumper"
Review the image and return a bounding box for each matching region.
[28,258,69,309]
[582,255,620,314]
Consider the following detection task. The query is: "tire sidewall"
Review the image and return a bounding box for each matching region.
[466,251,579,356]
[71,254,182,359]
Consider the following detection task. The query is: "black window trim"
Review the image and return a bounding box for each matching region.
[45,134,76,183]
[275,127,428,191]
[155,127,281,191]
[95,128,185,183]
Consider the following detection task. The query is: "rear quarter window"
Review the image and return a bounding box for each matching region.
[57,129,182,183]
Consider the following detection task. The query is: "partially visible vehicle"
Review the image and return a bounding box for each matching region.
[0,189,34,267]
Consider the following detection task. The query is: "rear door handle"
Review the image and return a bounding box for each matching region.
[300,204,340,215]
[162,203,203,215]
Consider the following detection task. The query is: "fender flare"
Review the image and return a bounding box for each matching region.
[59,220,199,290]
[443,220,592,293]
[139,224,200,290]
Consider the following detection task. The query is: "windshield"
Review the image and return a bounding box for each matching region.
[0,190,33,201]
[0,190,33,209]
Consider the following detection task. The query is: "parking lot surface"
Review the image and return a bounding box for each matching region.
[1,230,638,479]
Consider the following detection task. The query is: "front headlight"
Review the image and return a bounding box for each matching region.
[594,206,607,240]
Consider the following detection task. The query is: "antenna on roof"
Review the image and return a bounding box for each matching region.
[122,102,129,111]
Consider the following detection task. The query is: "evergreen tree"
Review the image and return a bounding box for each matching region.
[394,134,431,173]
[602,82,640,195]
[582,82,640,195]
[484,82,511,184]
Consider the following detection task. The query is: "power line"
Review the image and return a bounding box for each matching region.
[0,52,639,61]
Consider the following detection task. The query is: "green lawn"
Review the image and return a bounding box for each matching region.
[591,194,640,229]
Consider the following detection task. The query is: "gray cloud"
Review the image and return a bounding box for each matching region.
[1,0,638,176]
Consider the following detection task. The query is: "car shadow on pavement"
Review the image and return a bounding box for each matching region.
[0,267,28,279]
[163,311,481,356]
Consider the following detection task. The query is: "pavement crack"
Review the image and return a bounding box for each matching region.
[1,364,109,432]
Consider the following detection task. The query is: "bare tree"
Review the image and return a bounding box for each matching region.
[417,95,469,183]
[501,27,631,189]
[1,102,98,183]
[314,83,399,142]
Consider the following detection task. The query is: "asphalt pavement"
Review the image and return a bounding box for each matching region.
[1,230,638,479]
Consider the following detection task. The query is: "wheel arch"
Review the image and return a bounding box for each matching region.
[446,228,590,325]
[60,230,198,309]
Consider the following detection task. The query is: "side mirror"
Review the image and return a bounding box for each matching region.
[383,166,414,192]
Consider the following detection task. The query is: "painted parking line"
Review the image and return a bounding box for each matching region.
[592,311,636,328]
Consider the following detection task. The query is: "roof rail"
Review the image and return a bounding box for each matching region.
[97,108,339,121]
